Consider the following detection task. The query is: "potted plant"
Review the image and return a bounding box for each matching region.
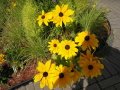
[0,0,111,90]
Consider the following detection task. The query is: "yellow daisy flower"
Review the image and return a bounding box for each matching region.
[37,10,52,26]
[48,39,59,54]
[51,65,73,88]
[58,40,78,60]
[0,54,5,64]
[70,62,82,82]
[79,60,104,78]
[34,60,56,89]
[92,4,96,8]
[11,2,17,7]
[80,50,102,61]
[52,4,74,27]
[75,31,99,51]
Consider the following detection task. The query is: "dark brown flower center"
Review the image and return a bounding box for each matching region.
[65,45,70,50]
[71,69,74,72]
[54,44,57,47]
[43,72,48,77]
[41,15,45,19]
[59,12,63,17]
[88,65,93,70]
[59,73,64,78]
[85,36,90,41]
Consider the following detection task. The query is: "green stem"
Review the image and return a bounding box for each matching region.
[62,22,66,33]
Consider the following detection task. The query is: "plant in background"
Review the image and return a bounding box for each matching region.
[0,54,5,65]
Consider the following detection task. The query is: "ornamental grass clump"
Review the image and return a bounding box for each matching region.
[0,0,109,89]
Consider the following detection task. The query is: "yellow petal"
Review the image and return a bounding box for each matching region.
[61,4,68,12]
[86,50,91,56]
[38,21,43,26]
[56,22,59,27]
[45,60,51,71]
[34,73,43,82]
[42,10,45,15]
[60,21,62,27]
[37,61,45,72]
[37,15,41,20]
[40,77,46,88]
[82,44,87,51]
[46,12,53,19]
[49,63,56,71]
[47,79,54,89]
[55,5,61,12]
[44,21,48,26]
[65,10,74,16]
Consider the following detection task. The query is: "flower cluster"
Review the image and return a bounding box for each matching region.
[34,60,82,89]
[48,31,99,60]
[34,51,104,89]
[34,30,104,89]
[48,39,78,59]
[37,4,74,27]
[34,4,105,89]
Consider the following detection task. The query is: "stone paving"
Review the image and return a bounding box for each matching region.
[9,0,120,90]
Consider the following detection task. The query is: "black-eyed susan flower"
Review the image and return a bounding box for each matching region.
[0,54,5,64]
[79,60,104,78]
[52,4,74,27]
[58,40,78,60]
[75,31,99,51]
[80,50,102,61]
[70,62,82,82]
[34,60,56,89]
[11,2,17,7]
[51,65,72,88]
[37,10,52,26]
[48,39,59,54]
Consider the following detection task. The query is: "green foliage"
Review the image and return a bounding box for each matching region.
[22,0,38,38]
[35,0,58,11]
[4,44,27,73]
[79,8,105,30]
[21,0,51,60]
[26,36,50,61]
[1,0,51,73]
[73,0,88,14]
